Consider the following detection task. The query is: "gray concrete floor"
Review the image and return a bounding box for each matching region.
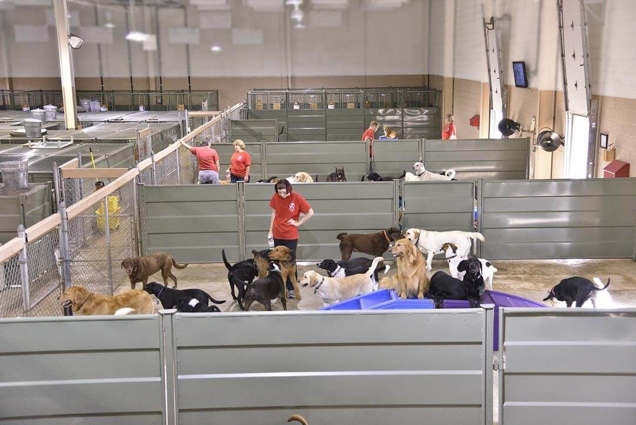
[115,257,636,310]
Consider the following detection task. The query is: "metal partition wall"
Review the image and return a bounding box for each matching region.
[402,181,476,232]
[480,178,636,260]
[265,141,368,182]
[423,138,530,180]
[229,119,278,144]
[244,182,397,261]
[172,308,493,425]
[0,315,165,424]
[498,308,636,425]
[139,184,241,263]
[372,139,420,177]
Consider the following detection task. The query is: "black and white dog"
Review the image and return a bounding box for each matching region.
[543,277,611,308]
[144,282,226,310]
[427,270,469,308]
[317,258,389,283]
[176,298,221,313]
[365,170,406,181]
[222,248,258,310]
[326,167,346,182]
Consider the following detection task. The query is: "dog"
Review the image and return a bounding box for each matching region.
[427,270,470,308]
[316,257,389,284]
[325,166,346,182]
[458,257,486,307]
[365,170,406,181]
[114,307,135,315]
[176,297,221,313]
[288,414,309,425]
[379,239,429,299]
[243,262,286,311]
[543,277,611,308]
[144,282,225,309]
[121,252,188,289]
[222,248,258,310]
[252,246,301,300]
[59,286,154,315]
[289,172,314,183]
[300,256,384,306]
[336,226,403,261]
[442,242,497,290]
[257,176,281,183]
[405,228,485,271]
[404,162,456,181]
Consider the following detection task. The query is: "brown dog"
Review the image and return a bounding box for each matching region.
[380,239,429,299]
[59,286,155,315]
[121,252,188,289]
[252,246,301,301]
[336,226,403,261]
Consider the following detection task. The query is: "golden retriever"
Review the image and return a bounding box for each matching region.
[380,239,429,299]
[59,286,155,315]
[290,172,314,183]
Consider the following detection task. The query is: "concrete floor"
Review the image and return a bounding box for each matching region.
[115,257,636,311]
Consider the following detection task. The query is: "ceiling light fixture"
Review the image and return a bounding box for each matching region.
[126,31,148,42]
[210,45,222,52]
[67,33,84,49]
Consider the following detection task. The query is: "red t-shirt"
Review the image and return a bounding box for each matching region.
[191,146,219,171]
[269,192,311,240]
[442,123,457,140]
[362,128,376,157]
[230,151,252,178]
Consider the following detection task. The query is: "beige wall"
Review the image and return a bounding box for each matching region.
[597,96,636,177]
[451,78,482,140]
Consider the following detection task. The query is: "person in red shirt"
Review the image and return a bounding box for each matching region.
[226,139,252,183]
[268,179,315,298]
[442,114,457,140]
[181,139,220,184]
[361,121,379,158]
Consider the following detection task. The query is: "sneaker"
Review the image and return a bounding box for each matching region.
[287,290,295,299]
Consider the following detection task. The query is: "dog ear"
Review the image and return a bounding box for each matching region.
[457,259,468,272]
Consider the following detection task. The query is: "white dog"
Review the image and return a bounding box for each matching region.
[405,162,456,181]
[404,228,485,271]
[442,242,497,290]
[286,172,314,183]
[299,257,384,307]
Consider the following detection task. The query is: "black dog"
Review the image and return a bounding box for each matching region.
[366,171,406,181]
[144,282,226,309]
[543,277,611,308]
[243,262,286,311]
[316,258,385,283]
[326,167,346,182]
[257,176,280,183]
[222,248,258,310]
[427,270,469,308]
[457,257,485,307]
[176,297,221,313]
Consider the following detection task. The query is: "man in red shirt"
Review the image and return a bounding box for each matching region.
[181,139,220,184]
[362,121,379,158]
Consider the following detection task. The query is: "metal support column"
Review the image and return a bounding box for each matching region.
[104,195,113,294]
[58,202,72,292]
[17,225,30,317]
[175,147,181,184]
[53,0,79,130]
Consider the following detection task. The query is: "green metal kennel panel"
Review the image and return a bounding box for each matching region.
[480,179,636,260]
[265,141,368,182]
[246,110,286,140]
[365,109,403,138]
[244,182,396,261]
[402,107,442,140]
[209,142,264,181]
[402,181,476,232]
[372,139,420,177]
[423,138,530,181]
[0,184,51,243]
[0,316,164,425]
[326,109,365,141]
[287,110,326,141]
[139,185,241,263]
[229,119,278,144]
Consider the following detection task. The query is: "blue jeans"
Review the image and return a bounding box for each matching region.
[230,174,247,183]
[274,238,297,291]
[198,170,219,184]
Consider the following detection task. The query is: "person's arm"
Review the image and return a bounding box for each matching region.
[288,208,314,227]
[244,165,251,182]
[215,158,220,172]
[268,210,276,238]
[180,140,193,151]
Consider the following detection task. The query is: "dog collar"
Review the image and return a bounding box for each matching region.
[330,265,343,278]
[416,171,425,177]
[382,230,391,244]
[446,254,458,261]
[314,277,325,294]
[156,285,166,299]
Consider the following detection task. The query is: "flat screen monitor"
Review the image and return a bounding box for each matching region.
[512,61,529,88]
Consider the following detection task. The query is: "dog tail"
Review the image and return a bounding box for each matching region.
[221,249,232,271]
[397,170,406,179]
[172,258,189,269]
[445,169,456,179]
[114,307,135,315]
[365,256,385,279]
[204,291,227,305]
[469,232,485,243]
[288,414,309,425]
[336,232,348,241]
[592,277,611,291]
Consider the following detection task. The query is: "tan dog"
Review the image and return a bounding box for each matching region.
[292,172,314,183]
[121,252,188,289]
[59,286,154,315]
[288,415,309,425]
[299,257,384,307]
[252,246,302,300]
[380,239,429,299]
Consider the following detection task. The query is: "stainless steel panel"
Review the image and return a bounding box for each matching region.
[504,375,636,402]
[503,405,636,425]
[402,181,475,232]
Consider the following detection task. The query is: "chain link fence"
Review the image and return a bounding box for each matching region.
[0,252,26,318]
